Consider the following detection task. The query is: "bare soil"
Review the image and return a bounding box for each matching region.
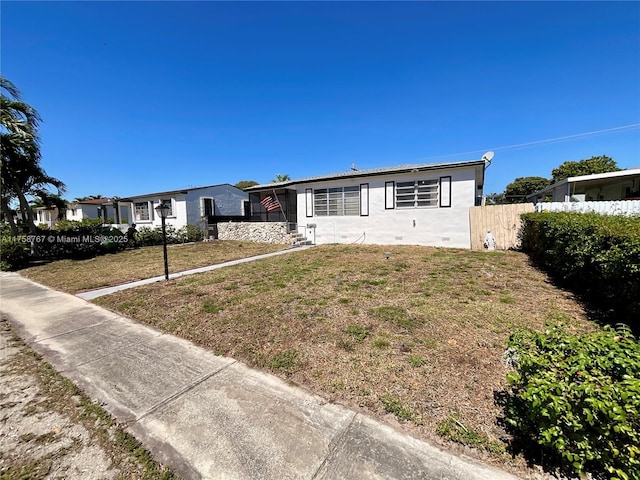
[0,319,174,480]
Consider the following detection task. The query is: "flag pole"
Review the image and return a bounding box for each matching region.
[273,189,287,223]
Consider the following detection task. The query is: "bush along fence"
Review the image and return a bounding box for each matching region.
[0,219,205,270]
[504,324,640,480]
[520,211,640,332]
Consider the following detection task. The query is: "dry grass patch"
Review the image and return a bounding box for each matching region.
[93,244,594,477]
[19,241,287,293]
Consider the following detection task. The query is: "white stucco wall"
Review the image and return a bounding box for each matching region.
[65,208,83,222]
[185,184,247,223]
[128,194,188,229]
[295,167,477,248]
[124,185,247,229]
[65,204,115,222]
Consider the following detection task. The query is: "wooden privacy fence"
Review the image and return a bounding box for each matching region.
[469,203,535,250]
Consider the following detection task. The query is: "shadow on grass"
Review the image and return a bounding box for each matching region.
[523,254,639,335]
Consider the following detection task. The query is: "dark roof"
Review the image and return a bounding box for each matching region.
[71,198,111,205]
[245,160,486,191]
[120,183,238,201]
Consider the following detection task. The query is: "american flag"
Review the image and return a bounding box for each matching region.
[260,194,281,212]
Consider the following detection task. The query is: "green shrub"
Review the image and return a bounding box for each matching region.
[137,224,203,246]
[504,324,640,479]
[0,237,30,270]
[35,220,103,259]
[137,226,165,246]
[53,217,103,231]
[520,212,640,330]
[177,224,204,243]
[30,220,125,259]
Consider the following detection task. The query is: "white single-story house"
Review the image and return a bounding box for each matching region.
[34,198,117,228]
[66,198,117,223]
[34,207,61,228]
[527,168,640,203]
[245,159,488,248]
[116,183,249,229]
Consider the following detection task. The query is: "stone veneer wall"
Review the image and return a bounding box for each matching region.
[215,222,293,244]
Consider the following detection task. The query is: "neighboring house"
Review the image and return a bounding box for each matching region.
[116,184,249,229]
[33,198,117,228]
[66,198,117,223]
[527,168,640,203]
[246,160,488,248]
[34,207,61,228]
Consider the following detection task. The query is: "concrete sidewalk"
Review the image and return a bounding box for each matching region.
[0,273,520,480]
[77,245,314,300]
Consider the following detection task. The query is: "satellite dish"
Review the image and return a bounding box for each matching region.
[482,151,495,162]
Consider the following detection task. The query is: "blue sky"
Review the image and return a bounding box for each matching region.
[3,1,639,200]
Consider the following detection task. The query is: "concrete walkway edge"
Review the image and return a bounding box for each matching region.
[77,245,314,300]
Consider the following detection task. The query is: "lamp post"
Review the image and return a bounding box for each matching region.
[155,202,170,280]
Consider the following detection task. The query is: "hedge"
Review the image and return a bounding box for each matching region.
[136,224,204,246]
[520,212,640,330]
[0,237,30,270]
[505,324,640,479]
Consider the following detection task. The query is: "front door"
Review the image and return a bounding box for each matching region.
[204,198,214,223]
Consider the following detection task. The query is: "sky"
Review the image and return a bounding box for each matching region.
[2,1,639,201]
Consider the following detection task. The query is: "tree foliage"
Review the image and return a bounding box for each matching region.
[551,155,620,183]
[73,194,105,201]
[504,177,550,203]
[234,180,258,190]
[484,192,506,205]
[271,174,291,183]
[0,76,65,235]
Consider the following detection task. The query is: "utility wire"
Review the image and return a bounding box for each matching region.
[413,123,640,163]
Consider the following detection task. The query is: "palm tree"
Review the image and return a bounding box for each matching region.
[73,194,105,201]
[29,193,68,221]
[1,76,65,234]
[271,174,291,183]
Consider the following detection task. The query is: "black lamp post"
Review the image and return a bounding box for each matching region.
[155,202,170,280]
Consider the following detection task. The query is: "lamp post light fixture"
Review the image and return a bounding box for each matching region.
[155,202,171,280]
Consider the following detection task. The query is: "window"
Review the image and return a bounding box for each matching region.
[360,184,369,216]
[385,182,395,209]
[305,188,313,217]
[134,202,150,221]
[396,179,438,208]
[439,176,451,208]
[314,186,360,216]
[161,199,173,217]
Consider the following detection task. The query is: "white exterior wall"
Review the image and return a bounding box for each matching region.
[66,208,83,222]
[295,167,477,248]
[65,204,116,221]
[35,209,57,228]
[129,194,188,229]
[185,185,247,223]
